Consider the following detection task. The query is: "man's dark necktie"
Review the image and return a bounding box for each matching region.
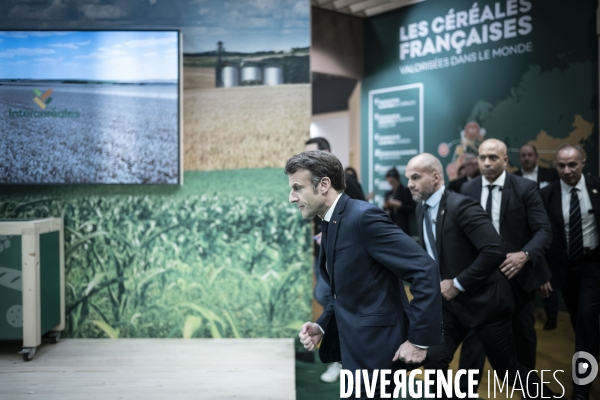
[485,185,497,218]
[321,220,329,272]
[423,204,438,263]
[569,187,583,260]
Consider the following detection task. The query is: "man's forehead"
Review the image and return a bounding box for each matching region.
[289,169,311,183]
[405,165,423,176]
[557,149,582,162]
[479,143,504,155]
[520,146,534,154]
[305,143,319,151]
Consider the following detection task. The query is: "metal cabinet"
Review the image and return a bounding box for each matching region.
[0,218,65,361]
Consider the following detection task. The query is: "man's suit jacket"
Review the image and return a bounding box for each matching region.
[461,174,552,292]
[514,166,559,189]
[540,175,600,287]
[316,193,443,371]
[384,185,416,233]
[416,191,512,328]
[448,176,468,193]
[345,173,366,201]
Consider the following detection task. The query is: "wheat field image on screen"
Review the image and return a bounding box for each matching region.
[0,82,179,184]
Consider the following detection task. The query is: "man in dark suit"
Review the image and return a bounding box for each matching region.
[514,144,560,190]
[406,153,561,399]
[459,139,552,389]
[540,145,600,400]
[514,144,560,330]
[304,137,365,382]
[383,167,415,234]
[448,153,480,193]
[287,151,443,397]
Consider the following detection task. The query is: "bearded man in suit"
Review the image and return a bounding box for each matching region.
[407,153,561,399]
[514,144,559,190]
[514,144,560,330]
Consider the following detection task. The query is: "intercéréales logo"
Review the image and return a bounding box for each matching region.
[7,87,80,119]
[33,88,53,109]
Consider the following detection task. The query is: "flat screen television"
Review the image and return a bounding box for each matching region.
[0,30,182,185]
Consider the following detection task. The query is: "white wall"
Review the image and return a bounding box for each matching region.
[348,81,362,181]
[310,111,351,169]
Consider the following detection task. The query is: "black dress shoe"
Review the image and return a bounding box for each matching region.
[543,317,557,330]
[571,393,587,400]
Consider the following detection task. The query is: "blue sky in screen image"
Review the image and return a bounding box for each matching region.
[178,0,310,53]
[0,31,178,81]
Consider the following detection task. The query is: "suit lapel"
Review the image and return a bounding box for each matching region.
[325,216,340,278]
[435,192,448,259]
[537,168,550,188]
[585,176,600,230]
[499,174,512,234]
[469,176,483,201]
[416,203,425,247]
[318,241,329,281]
[325,194,348,287]
[551,182,566,246]
[537,168,547,185]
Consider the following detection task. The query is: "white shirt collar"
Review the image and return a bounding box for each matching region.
[425,185,445,209]
[521,165,538,175]
[483,170,507,187]
[323,193,343,222]
[560,175,585,194]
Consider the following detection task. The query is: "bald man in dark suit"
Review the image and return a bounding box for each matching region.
[407,153,562,399]
[540,145,600,400]
[459,139,552,395]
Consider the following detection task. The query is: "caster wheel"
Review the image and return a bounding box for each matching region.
[43,331,61,344]
[19,347,36,362]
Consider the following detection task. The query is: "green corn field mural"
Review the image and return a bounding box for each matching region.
[0,169,313,340]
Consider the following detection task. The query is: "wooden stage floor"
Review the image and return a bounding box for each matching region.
[0,338,295,400]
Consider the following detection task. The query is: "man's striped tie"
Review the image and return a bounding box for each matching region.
[568,187,583,260]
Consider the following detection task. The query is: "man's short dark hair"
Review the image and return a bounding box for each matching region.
[385,167,400,181]
[521,144,538,155]
[305,137,331,152]
[345,167,358,179]
[285,151,346,192]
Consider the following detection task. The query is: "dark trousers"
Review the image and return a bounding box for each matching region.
[426,308,555,400]
[544,288,559,321]
[511,288,537,369]
[560,256,600,396]
[458,330,485,393]
[458,285,537,393]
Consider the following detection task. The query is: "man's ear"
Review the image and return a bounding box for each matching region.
[320,177,331,194]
